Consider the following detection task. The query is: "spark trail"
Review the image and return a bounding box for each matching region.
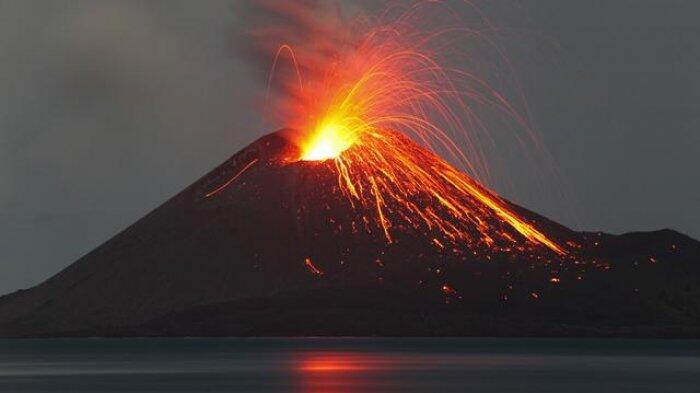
[247,0,568,256]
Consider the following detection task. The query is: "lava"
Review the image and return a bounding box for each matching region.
[304,257,325,276]
[248,1,568,257]
[304,128,564,254]
[205,158,259,198]
[301,123,356,161]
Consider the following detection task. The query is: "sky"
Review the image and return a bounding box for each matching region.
[1,0,698,295]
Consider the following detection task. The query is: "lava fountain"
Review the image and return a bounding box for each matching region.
[242,0,568,256]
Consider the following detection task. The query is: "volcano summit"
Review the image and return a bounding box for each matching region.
[0,129,698,338]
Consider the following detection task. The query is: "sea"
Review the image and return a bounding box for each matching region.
[0,337,699,392]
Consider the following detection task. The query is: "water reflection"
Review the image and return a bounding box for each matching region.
[291,343,700,393]
[1,338,699,392]
[294,352,399,392]
[292,351,546,392]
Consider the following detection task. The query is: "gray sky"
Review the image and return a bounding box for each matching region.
[1,0,698,295]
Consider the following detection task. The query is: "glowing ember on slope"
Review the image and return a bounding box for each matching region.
[205,158,259,198]
[304,257,325,276]
[306,128,565,254]
[251,1,567,255]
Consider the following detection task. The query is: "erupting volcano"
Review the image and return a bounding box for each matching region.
[247,0,570,258]
[0,1,698,337]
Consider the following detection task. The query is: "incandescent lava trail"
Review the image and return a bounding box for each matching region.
[238,0,568,257]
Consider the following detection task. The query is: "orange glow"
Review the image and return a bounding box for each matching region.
[301,123,358,161]
[261,1,567,256]
[441,284,457,296]
[299,356,368,372]
[306,127,564,254]
[304,257,324,276]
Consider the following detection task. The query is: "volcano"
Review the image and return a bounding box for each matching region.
[1,129,699,338]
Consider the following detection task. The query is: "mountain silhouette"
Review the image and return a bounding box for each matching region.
[1,129,698,337]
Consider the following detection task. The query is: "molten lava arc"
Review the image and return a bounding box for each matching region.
[258,1,568,256]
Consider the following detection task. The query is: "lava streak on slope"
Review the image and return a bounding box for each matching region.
[303,128,564,255]
[240,0,568,258]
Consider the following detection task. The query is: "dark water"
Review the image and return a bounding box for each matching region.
[1,338,699,392]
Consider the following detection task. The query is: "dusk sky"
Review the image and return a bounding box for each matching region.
[1,0,698,294]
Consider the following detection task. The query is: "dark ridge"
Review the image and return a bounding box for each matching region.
[1,129,698,338]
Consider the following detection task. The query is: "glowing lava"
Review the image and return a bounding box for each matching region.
[257,1,567,256]
[301,123,357,161]
[301,126,564,254]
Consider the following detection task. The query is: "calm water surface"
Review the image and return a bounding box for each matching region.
[0,338,699,392]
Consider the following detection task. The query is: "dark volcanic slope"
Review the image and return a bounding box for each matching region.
[0,130,699,337]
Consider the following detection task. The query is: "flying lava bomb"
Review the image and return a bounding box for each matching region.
[0,1,698,337]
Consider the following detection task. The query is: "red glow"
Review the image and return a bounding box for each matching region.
[294,352,403,393]
[298,355,371,373]
[442,284,457,296]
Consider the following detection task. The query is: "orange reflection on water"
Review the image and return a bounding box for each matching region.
[298,352,390,373]
[294,351,401,392]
